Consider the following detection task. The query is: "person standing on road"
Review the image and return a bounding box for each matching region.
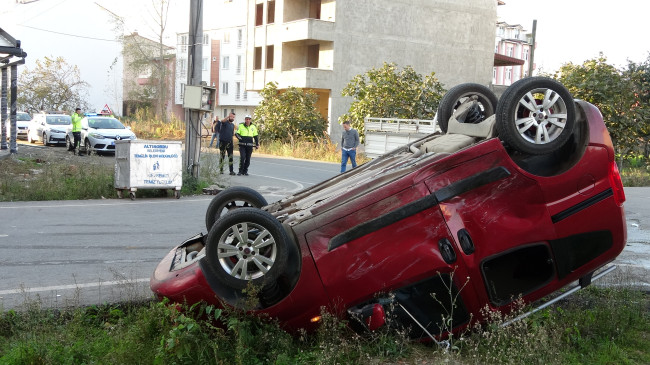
[217,112,236,175]
[340,120,359,173]
[235,114,259,176]
[70,107,83,155]
[208,115,219,148]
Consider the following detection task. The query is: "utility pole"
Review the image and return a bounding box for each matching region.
[184,0,204,178]
[528,19,537,78]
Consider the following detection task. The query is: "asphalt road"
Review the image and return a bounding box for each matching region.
[0,151,648,311]
[0,153,340,310]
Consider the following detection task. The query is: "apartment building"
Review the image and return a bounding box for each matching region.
[175,0,261,125]
[123,32,181,119]
[245,0,497,141]
[493,21,534,86]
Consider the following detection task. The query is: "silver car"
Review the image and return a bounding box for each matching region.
[28,113,71,145]
[4,111,32,140]
[66,116,136,154]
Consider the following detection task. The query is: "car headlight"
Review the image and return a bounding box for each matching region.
[130,135,137,140]
[89,133,105,139]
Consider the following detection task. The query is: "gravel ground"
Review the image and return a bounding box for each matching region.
[1,140,116,165]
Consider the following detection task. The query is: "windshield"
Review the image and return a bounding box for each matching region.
[88,118,125,130]
[17,113,31,121]
[46,116,71,125]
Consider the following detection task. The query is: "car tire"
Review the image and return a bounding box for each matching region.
[437,83,498,133]
[66,135,74,151]
[496,77,576,155]
[205,208,290,291]
[205,186,268,231]
[84,138,93,155]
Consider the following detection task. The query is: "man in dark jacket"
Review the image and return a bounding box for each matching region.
[217,112,236,175]
[235,114,259,176]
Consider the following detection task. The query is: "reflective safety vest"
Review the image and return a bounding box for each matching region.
[71,112,83,132]
[236,123,259,145]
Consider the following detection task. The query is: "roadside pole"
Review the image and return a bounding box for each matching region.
[184,0,204,179]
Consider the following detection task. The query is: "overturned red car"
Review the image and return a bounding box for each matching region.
[151,77,626,339]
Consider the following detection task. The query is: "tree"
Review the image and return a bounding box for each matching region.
[100,0,173,121]
[254,82,328,144]
[339,62,446,140]
[624,54,650,158]
[554,54,641,161]
[17,56,90,113]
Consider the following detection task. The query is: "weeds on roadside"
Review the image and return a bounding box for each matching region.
[0,155,115,201]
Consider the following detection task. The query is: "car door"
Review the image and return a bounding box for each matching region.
[303,177,478,335]
[423,139,557,309]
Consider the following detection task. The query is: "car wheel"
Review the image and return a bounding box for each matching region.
[437,83,498,133]
[66,135,73,151]
[205,186,268,231]
[205,208,290,291]
[496,77,576,155]
[85,138,93,155]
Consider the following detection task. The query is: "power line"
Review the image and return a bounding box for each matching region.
[19,24,119,42]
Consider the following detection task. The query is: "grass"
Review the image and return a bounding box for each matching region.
[0,287,647,364]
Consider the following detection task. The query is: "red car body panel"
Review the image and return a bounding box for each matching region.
[151,100,626,334]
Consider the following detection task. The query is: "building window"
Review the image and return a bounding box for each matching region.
[223,56,230,70]
[267,0,276,24]
[237,55,242,74]
[307,44,319,68]
[178,59,187,78]
[224,31,230,43]
[180,35,187,53]
[266,45,274,69]
[203,33,209,45]
[254,47,262,70]
[243,90,248,101]
[202,58,208,71]
[507,46,513,57]
[237,29,243,48]
[506,69,511,81]
[309,0,321,19]
[222,82,229,95]
[493,67,496,80]
[180,83,186,100]
[255,3,263,26]
[236,82,241,101]
[223,108,228,118]
[524,48,529,61]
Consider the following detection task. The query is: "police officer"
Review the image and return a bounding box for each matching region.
[70,107,83,155]
[235,114,259,176]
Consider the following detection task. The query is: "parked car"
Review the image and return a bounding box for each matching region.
[66,115,136,154]
[27,113,72,145]
[4,111,32,140]
[151,78,627,339]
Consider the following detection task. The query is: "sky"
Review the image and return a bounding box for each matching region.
[1,0,649,112]
[497,0,650,72]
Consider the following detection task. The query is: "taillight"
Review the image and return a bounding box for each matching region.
[608,162,626,206]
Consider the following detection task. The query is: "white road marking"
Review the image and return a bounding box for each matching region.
[0,198,209,209]
[0,278,150,296]
[249,174,305,193]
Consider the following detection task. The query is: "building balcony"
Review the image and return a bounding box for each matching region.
[252,67,333,90]
[280,19,335,43]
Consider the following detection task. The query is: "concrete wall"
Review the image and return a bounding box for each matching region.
[248,0,497,142]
